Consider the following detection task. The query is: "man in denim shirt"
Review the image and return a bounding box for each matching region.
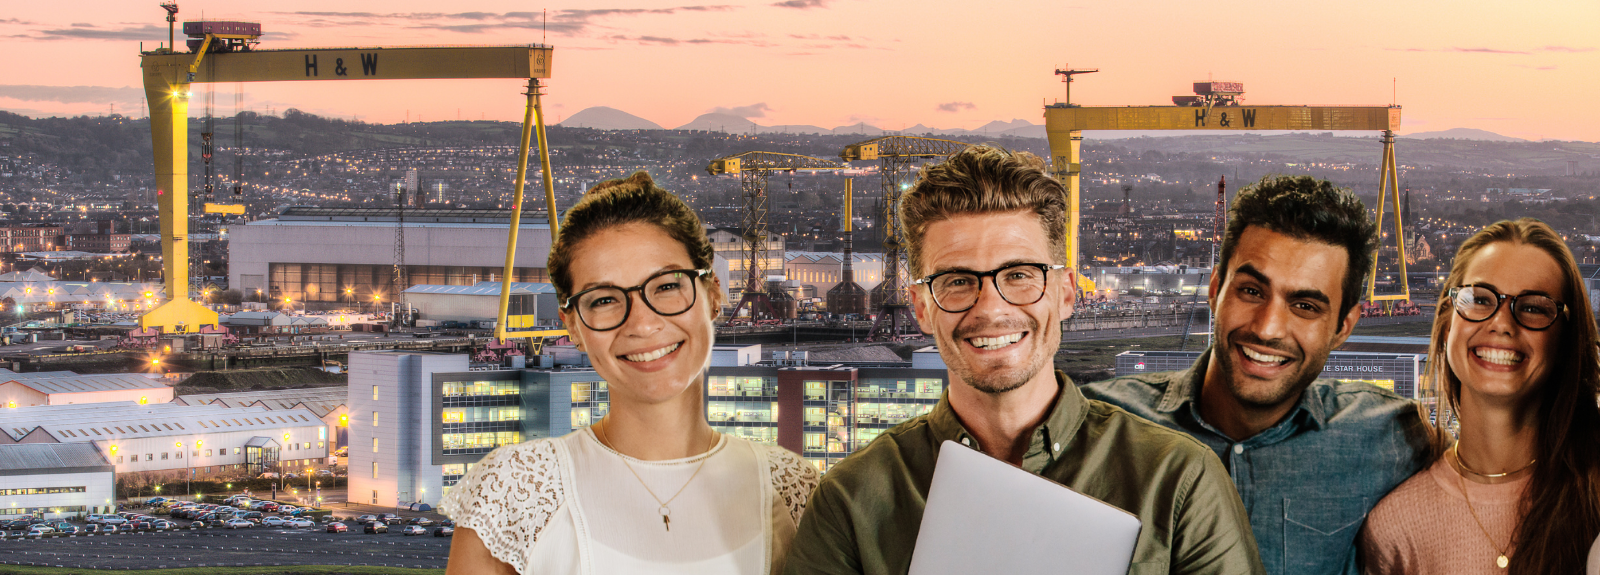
[1082,176,1438,575]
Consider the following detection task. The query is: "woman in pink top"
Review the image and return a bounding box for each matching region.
[1360,219,1600,574]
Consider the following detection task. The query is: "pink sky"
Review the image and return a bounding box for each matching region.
[2,0,1597,140]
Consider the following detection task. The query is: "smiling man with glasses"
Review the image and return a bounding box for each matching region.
[785,145,1263,575]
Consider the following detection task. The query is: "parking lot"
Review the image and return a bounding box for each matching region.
[0,524,450,570]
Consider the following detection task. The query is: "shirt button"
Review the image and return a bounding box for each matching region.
[1233,444,1244,455]
[961,437,971,447]
[1053,442,1061,453]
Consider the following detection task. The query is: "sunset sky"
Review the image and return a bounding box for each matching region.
[2,0,1597,140]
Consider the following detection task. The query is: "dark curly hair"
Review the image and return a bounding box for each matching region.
[547,171,717,303]
[1218,175,1377,326]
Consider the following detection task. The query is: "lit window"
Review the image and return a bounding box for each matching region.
[372,411,379,427]
[372,438,379,453]
[372,386,379,401]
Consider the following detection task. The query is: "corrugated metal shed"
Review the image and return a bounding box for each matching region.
[5,373,169,395]
[177,388,346,418]
[0,443,110,472]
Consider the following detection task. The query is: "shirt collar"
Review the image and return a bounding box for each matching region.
[927,371,1087,468]
[1156,347,1327,432]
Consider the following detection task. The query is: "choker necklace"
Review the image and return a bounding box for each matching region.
[1452,441,1536,479]
[1451,443,1523,569]
[594,419,716,532]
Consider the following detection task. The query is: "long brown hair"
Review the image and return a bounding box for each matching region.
[1424,218,1600,573]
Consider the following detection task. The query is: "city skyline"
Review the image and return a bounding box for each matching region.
[0,0,1596,141]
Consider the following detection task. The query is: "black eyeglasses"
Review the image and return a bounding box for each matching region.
[1448,284,1567,331]
[561,269,711,331]
[913,263,1065,313]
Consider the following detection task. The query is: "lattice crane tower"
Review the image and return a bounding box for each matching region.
[706,152,844,322]
[838,136,970,340]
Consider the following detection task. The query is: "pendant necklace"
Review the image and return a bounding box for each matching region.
[1451,442,1530,569]
[595,419,715,532]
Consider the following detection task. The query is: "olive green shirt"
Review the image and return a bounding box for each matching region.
[784,371,1264,575]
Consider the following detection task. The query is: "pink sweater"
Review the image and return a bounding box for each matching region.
[1359,456,1529,574]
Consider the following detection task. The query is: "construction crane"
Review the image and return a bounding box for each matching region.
[825,178,868,316]
[1042,72,1409,305]
[706,152,845,324]
[838,135,969,340]
[139,5,557,336]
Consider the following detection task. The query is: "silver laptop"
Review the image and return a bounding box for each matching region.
[908,441,1142,575]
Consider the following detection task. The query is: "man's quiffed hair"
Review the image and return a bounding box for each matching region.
[900,145,1067,277]
[1219,175,1376,321]
[547,171,715,302]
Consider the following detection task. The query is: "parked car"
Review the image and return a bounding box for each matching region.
[152,521,175,531]
[27,525,53,537]
[147,497,168,505]
[316,469,334,477]
[53,524,81,535]
[334,446,348,457]
[258,472,278,479]
[4,520,31,531]
[325,522,348,533]
[287,518,315,528]
[133,521,153,531]
[224,519,253,529]
[87,514,126,525]
[439,519,455,528]
[260,502,280,512]
[433,526,454,538]
[203,519,227,528]
[261,516,288,528]
[356,514,378,523]
[407,517,433,526]
[188,521,207,529]
[82,524,107,534]
[113,523,136,533]
[377,513,402,523]
[401,525,426,536]
[363,521,387,534]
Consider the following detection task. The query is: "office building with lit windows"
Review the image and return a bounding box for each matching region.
[353,344,955,508]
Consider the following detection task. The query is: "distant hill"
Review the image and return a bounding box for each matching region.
[676,112,760,132]
[1401,128,1526,142]
[559,106,662,130]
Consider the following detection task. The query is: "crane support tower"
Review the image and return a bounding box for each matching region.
[1043,72,1408,304]
[140,8,556,335]
[826,178,868,316]
[839,135,969,340]
[707,152,845,323]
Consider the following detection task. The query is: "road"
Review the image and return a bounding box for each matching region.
[0,524,450,570]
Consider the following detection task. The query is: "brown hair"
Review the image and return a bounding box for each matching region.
[899,145,1067,277]
[1424,218,1600,573]
[547,171,717,303]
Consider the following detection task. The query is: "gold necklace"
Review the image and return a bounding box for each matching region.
[1451,443,1515,569]
[1453,442,1537,479]
[594,418,716,532]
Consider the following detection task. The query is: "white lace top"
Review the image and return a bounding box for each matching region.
[439,429,819,575]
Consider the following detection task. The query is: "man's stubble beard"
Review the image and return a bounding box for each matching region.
[1213,327,1327,410]
[947,314,1054,395]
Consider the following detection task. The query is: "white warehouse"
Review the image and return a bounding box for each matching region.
[0,443,115,519]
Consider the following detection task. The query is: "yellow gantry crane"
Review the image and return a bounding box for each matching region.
[1043,75,1409,303]
[139,6,559,337]
[838,136,969,340]
[706,152,845,322]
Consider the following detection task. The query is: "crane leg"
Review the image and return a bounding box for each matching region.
[494,80,540,344]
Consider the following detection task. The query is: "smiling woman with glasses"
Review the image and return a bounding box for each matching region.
[1360,218,1600,574]
[440,172,818,575]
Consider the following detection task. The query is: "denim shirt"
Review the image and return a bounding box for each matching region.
[1080,349,1434,575]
